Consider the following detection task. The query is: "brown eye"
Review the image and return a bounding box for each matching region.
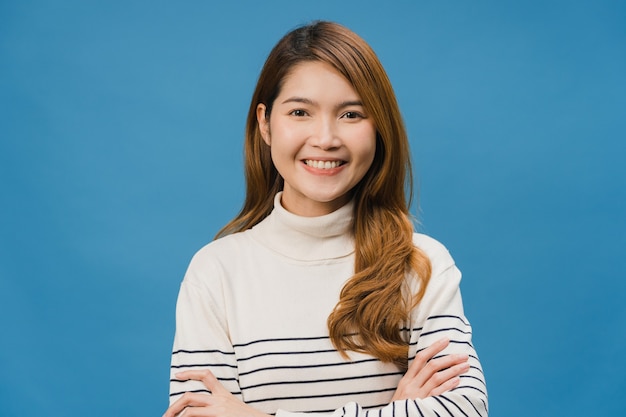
[290,109,308,117]
[343,111,363,119]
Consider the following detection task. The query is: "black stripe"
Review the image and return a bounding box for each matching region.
[424,354,479,365]
[171,362,238,369]
[440,394,470,417]
[240,371,402,390]
[460,374,487,387]
[413,400,425,417]
[172,348,235,355]
[238,357,380,377]
[410,337,473,353]
[451,385,487,397]
[414,339,475,356]
[238,348,339,362]
[450,340,474,348]
[461,394,484,417]
[233,335,331,348]
[169,388,242,397]
[170,376,238,384]
[426,315,470,326]
[433,396,454,417]
[364,403,388,410]
[420,327,472,337]
[292,407,345,414]
[245,387,395,404]
[169,388,211,397]
[400,326,424,333]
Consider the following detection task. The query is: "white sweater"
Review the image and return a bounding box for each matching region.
[169,194,488,417]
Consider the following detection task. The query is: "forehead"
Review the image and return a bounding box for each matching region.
[277,61,361,101]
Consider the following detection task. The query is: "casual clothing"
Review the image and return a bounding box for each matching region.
[169,193,488,416]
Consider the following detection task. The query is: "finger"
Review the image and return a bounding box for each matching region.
[423,361,470,396]
[177,407,218,417]
[409,353,468,390]
[429,353,469,372]
[406,338,449,378]
[423,353,469,376]
[174,370,212,381]
[174,370,230,396]
[198,370,231,396]
[428,376,461,397]
[162,392,211,417]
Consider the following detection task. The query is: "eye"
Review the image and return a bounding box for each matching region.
[289,109,308,117]
[342,111,365,119]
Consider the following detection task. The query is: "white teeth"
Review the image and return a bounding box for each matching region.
[305,160,343,169]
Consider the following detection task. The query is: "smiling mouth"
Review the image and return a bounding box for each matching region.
[303,160,346,169]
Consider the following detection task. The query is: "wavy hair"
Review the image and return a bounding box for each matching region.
[217,21,431,369]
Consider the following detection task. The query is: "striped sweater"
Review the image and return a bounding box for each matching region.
[169,194,488,416]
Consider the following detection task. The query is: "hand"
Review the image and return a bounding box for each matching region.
[391,338,470,401]
[163,370,270,417]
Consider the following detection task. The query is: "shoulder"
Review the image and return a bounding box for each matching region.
[412,233,456,276]
[192,231,253,261]
[410,234,464,316]
[183,231,255,285]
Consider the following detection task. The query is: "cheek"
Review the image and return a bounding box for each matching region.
[356,127,377,164]
[270,125,305,155]
[275,122,305,141]
[269,135,299,167]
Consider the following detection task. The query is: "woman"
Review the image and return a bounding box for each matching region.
[164,21,487,417]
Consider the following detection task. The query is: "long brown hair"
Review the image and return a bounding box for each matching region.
[217,21,431,369]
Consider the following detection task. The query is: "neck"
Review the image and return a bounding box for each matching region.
[249,192,355,261]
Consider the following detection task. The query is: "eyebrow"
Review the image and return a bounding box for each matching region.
[281,97,364,109]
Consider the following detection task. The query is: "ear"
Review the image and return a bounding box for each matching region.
[256,103,271,145]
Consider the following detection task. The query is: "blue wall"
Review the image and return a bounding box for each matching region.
[1,1,624,415]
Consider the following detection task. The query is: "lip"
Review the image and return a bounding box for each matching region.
[302,156,346,161]
[301,158,347,175]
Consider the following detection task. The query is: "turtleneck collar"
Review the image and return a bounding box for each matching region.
[250,192,355,261]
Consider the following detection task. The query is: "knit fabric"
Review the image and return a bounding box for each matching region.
[169,193,488,416]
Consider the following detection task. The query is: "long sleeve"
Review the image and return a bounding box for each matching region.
[405,236,488,416]
[274,235,488,417]
[168,252,243,404]
[168,203,487,416]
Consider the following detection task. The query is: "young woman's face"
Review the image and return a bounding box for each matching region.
[257,61,377,217]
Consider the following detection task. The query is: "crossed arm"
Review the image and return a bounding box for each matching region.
[163,338,470,417]
[165,237,487,417]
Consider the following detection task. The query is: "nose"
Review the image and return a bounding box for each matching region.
[310,117,340,150]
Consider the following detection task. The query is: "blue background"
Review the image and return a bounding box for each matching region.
[1,1,624,416]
